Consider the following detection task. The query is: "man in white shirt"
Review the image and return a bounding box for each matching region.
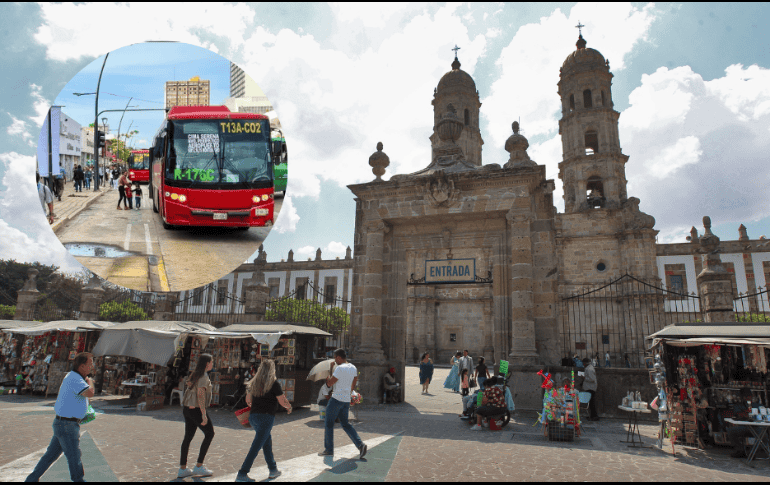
[37,173,54,224]
[319,349,367,459]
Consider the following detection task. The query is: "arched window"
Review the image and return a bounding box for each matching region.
[585,130,599,155]
[569,94,575,111]
[464,108,470,126]
[586,176,605,208]
[601,91,606,107]
[583,89,593,108]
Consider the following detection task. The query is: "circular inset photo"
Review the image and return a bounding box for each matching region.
[35,42,287,292]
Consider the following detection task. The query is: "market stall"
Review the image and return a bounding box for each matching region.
[219,323,333,408]
[0,320,38,388]
[647,322,770,452]
[6,320,114,396]
[536,369,583,441]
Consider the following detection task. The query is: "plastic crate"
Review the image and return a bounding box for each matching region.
[548,421,575,442]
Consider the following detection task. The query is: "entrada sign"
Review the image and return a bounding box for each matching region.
[425,258,476,283]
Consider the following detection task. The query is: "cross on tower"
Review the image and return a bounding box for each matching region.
[575,21,585,36]
[451,44,461,57]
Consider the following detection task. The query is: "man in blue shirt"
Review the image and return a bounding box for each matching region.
[26,353,95,482]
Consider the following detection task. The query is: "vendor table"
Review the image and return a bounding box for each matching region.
[618,405,653,448]
[725,418,770,465]
[121,381,152,403]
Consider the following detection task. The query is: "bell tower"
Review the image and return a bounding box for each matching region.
[430,47,484,167]
[557,31,628,212]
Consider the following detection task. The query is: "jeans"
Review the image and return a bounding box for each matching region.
[85,178,91,189]
[74,180,82,192]
[237,413,277,478]
[324,398,363,453]
[134,196,141,208]
[478,376,487,390]
[26,419,85,482]
[180,407,215,467]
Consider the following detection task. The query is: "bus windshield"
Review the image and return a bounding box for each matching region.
[167,119,271,188]
[130,153,148,170]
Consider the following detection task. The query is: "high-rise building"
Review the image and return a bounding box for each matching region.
[226,63,273,115]
[165,76,210,109]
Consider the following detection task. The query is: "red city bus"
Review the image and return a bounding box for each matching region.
[128,149,150,184]
[149,106,278,230]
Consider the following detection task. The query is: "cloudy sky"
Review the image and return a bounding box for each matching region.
[1,2,769,278]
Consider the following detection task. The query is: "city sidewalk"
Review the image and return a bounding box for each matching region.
[50,180,109,234]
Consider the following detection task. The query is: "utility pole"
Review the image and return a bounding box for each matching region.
[93,53,109,191]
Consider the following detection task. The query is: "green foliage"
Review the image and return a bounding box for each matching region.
[99,300,149,323]
[0,259,60,302]
[735,313,770,323]
[266,297,349,331]
[0,305,16,319]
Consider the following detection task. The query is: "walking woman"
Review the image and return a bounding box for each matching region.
[474,357,490,391]
[419,352,434,394]
[236,359,291,482]
[443,351,461,393]
[116,172,129,210]
[178,353,215,479]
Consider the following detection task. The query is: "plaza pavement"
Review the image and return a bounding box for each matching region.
[0,366,767,482]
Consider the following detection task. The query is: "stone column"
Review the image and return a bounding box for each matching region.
[154,293,178,321]
[14,269,40,321]
[243,255,270,322]
[506,211,539,364]
[696,216,734,322]
[79,275,104,321]
[356,219,388,364]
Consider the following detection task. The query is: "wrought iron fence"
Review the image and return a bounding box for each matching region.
[265,281,351,350]
[96,288,156,322]
[560,273,705,368]
[33,288,81,322]
[733,286,770,322]
[173,283,245,328]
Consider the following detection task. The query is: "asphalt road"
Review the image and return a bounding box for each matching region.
[56,186,283,291]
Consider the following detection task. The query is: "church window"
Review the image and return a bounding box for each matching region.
[464,109,470,126]
[596,262,607,272]
[192,288,203,306]
[586,175,605,208]
[324,285,336,304]
[295,280,307,300]
[583,89,593,108]
[584,131,599,155]
[569,94,575,112]
[601,90,606,107]
[450,333,457,342]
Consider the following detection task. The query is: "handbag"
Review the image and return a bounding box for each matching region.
[235,406,251,428]
[469,377,477,388]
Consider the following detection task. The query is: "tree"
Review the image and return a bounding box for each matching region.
[98,300,150,323]
[266,297,350,331]
[0,305,15,319]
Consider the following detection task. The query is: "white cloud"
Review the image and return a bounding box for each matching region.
[29,84,50,127]
[6,114,32,145]
[325,241,348,258]
[272,195,299,234]
[645,136,702,179]
[295,245,316,259]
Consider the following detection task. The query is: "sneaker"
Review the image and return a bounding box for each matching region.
[470,424,482,431]
[235,475,256,483]
[359,444,368,459]
[318,450,334,456]
[268,469,282,479]
[192,465,214,477]
[482,421,489,428]
[177,468,193,478]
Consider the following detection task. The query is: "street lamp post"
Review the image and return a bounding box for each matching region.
[93,53,108,190]
[116,98,135,169]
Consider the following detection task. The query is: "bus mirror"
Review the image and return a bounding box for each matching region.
[272,140,282,156]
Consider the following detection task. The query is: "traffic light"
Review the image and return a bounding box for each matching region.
[97,131,106,149]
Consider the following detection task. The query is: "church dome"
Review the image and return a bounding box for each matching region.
[561,35,608,77]
[436,57,477,96]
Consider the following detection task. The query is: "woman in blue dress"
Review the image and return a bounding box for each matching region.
[419,352,434,394]
[443,351,461,392]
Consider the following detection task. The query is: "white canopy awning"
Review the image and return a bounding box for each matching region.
[0,320,39,330]
[11,320,115,335]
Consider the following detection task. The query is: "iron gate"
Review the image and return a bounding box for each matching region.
[96,288,156,322]
[33,288,81,322]
[560,274,704,367]
[734,285,770,322]
[173,283,245,328]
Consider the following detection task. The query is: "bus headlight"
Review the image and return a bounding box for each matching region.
[254,208,269,216]
[179,195,187,203]
[261,194,269,201]
[164,191,171,198]
[170,193,179,200]
[252,195,259,203]
[129,172,135,177]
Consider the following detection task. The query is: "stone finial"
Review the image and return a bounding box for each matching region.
[504,120,536,169]
[315,248,322,261]
[688,226,699,243]
[738,224,749,241]
[368,142,389,182]
[287,249,294,262]
[21,268,39,292]
[84,273,102,290]
[451,56,461,70]
[345,246,352,260]
[576,34,587,50]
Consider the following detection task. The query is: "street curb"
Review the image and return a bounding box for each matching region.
[52,189,107,235]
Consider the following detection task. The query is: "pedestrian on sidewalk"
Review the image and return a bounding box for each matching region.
[73,165,84,192]
[116,172,130,210]
[419,352,434,394]
[460,369,470,396]
[319,349,367,459]
[37,173,54,225]
[25,352,95,482]
[581,358,599,421]
[474,357,490,391]
[178,353,215,479]
[124,183,133,210]
[55,167,65,201]
[84,168,92,189]
[443,351,461,393]
[470,376,505,431]
[133,183,142,209]
[458,350,473,382]
[236,359,291,482]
